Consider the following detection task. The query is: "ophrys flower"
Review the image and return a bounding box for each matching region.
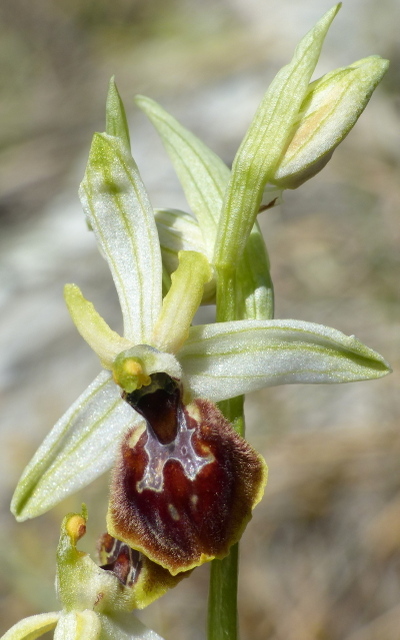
[11,54,390,576]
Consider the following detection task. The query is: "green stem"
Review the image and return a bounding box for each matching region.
[216,266,237,322]
[208,267,244,640]
[207,543,239,640]
[210,218,273,638]
[217,396,245,438]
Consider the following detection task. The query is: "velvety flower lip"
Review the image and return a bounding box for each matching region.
[107,373,267,574]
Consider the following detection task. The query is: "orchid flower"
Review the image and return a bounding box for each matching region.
[11,5,390,581]
[1,507,178,640]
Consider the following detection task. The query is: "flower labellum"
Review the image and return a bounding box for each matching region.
[107,373,267,575]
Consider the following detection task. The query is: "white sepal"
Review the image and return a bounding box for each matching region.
[155,209,216,304]
[155,208,208,266]
[11,372,141,521]
[136,95,230,255]
[178,319,390,401]
[79,133,162,344]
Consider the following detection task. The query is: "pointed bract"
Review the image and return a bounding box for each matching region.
[214,4,341,269]
[106,78,131,150]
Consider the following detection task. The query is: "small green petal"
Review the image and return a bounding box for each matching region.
[11,372,140,521]
[106,78,131,150]
[214,4,341,269]
[177,319,391,401]
[135,95,231,255]
[53,612,100,640]
[0,613,60,640]
[152,251,212,354]
[64,284,132,368]
[79,133,162,344]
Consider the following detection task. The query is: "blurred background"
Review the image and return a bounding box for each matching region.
[1,0,399,638]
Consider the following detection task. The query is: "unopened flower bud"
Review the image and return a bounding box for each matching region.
[271,55,389,189]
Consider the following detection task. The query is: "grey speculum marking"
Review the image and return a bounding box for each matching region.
[123,373,213,493]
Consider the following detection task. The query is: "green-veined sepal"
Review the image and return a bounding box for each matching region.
[106,78,131,150]
[79,133,162,344]
[178,319,390,401]
[11,372,140,521]
[137,98,274,315]
[136,95,231,254]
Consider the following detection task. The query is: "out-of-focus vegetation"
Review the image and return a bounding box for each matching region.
[0,0,240,223]
[1,1,399,639]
